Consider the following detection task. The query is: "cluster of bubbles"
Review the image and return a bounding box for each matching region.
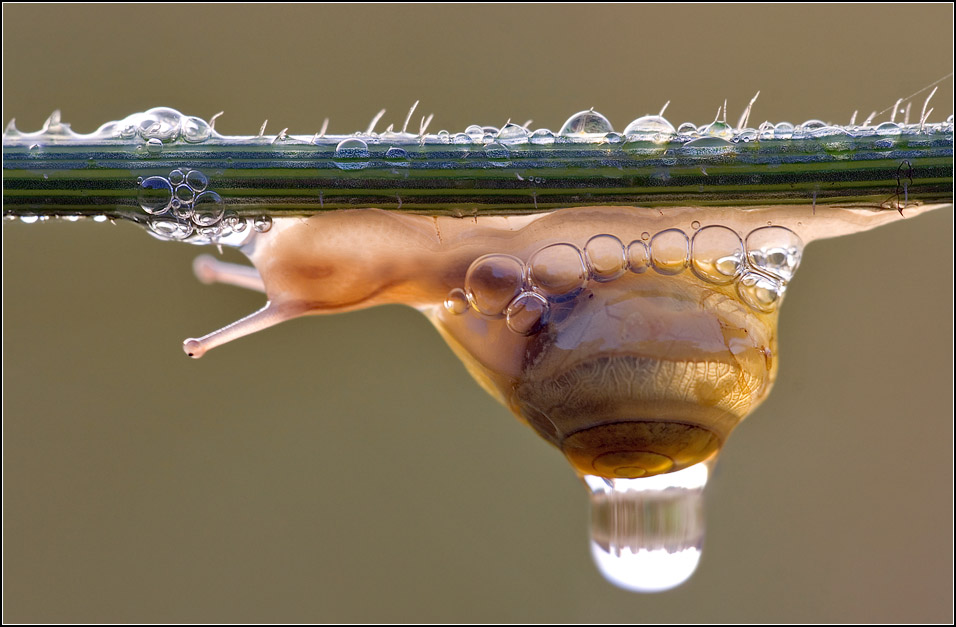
[136,168,271,245]
[444,224,803,332]
[5,107,951,151]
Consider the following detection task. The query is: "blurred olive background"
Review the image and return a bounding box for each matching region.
[3,4,952,622]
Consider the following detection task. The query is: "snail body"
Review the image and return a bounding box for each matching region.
[186,202,935,478]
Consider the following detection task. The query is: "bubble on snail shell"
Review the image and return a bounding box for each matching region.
[649,228,690,275]
[464,254,525,316]
[584,234,627,282]
[443,288,470,315]
[745,226,803,282]
[691,225,744,285]
[505,291,550,336]
[528,243,589,300]
[626,239,651,274]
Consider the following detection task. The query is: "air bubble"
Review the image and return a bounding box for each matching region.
[528,243,588,299]
[641,231,650,241]
[623,115,677,144]
[92,215,108,223]
[147,217,193,241]
[191,191,225,227]
[443,288,469,315]
[222,210,246,233]
[175,184,195,203]
[146,138,163,154]
[464,254,525,316]
[333,138,370,170]
[505,291,550,336]
[253,215,273,233]
[185,169,208,192]
[745,226,803,282]
[736,270,784,313]
[584,234,627,282]
[691,220,701,230]
[169,169,185,185]
[19,214,38,224]
[691,225,744,285]
[626,240,650,274]
[559,110,614,137]
[137,176,173,215]
[650,229,690,275]
[171,201,193,220]
[182,116,211,143]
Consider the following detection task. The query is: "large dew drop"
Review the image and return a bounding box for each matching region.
[559,110,614,137]
[585,462,710,592]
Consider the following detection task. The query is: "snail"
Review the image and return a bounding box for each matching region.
[185,203,930,479]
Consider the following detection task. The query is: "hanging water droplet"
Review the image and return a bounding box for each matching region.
[559,110,614,137]
[586,463,709,593]
[19,214,39,224]
[137,176,173,215]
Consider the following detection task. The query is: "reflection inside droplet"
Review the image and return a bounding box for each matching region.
[585,462,709,592]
